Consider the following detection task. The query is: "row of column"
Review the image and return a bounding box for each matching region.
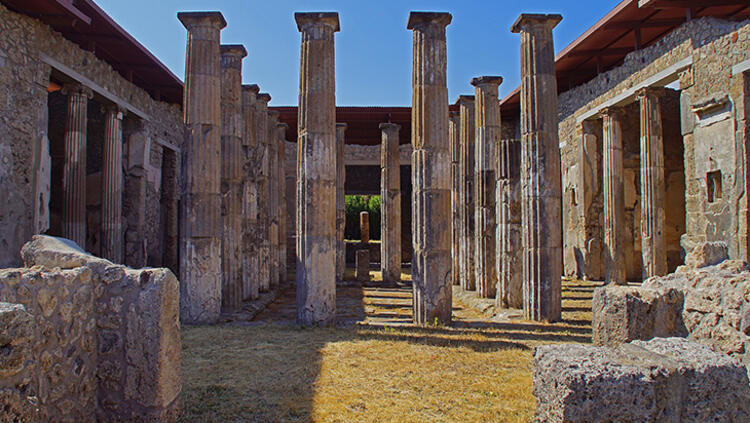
[179,11,288,323]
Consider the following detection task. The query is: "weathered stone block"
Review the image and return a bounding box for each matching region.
[533,337,750,423]
[0,302,33,379]
[684,241,729,269]
[356,249,370,281]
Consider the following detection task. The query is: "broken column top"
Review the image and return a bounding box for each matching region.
[379,122,401,132]
[257,93,271,103]
[471,76,503,87]
[454,95,475,106]
[177,11,227,29]
[510,13,562,33]
[295,12,340,32]
[242,84,260,94]
[407,11,452,29]
[220,44,248,58]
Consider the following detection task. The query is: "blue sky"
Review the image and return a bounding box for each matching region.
[96,0,622,106]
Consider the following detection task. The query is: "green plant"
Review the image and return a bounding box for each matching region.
[345,195,382,240]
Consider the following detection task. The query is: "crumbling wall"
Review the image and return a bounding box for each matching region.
[0,302,38,422]
[0,2,184,268]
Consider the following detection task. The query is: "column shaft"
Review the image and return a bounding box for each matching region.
[472,76,503,298]
[278,123,289,284]
[61,84,92,248]
[101,105,124,263]
[512,14,563,322]
[256,93,272,292]
[335,123,347,281]
[268,110,281,288]
[178,12,226,323]
[241,84,260,301]
[295,12,340,326]
[408,12,453,325]
[602,109,626,284]
[449,113,461,286]
[497,136,523,308]
[638,88,667,279]
[381,123,402,283]
[457,96,476,292]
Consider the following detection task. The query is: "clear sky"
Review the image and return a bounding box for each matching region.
[96,0,622,106]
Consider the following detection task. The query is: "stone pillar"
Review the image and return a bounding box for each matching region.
[449,112,460,286]
[472,76,502,298]
[335,123,347,281]
[380,123,402,283]
[360,211,370,244]
[256,93,272,292]
[295,12,340,326]
[601,108,626,284]
[241,83,260,301]
[497,136,523,308]
[277,122,289,284]
[61,83,92,248]
[356,250,370,281]
[512,14,563,322]
[456,95,476,292]
[268,110,281,288]
[408,11,453,325]
[638,88,667,279]
[177,11,226,324]
[101,105,124,263]
[220,44,247,311]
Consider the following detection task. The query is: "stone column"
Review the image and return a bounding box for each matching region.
[335,123,347,281]
[449,112,460,286]
[456,95,476,292]
[360,211,370,244]
[256,93,272,292]
[601,108,626,284]
[101,105,124,263]
[241,83,260,300]
[277,122,289,284]
[497,136,523,308]
[61,83,92,248]
[220,44,247,311]
[268,110,281,288]
[295,12,340,326]
[638,87,667,279]
[472,76,502,298]
[512,14,563,322]
[177,11,226,324]
[408,11,453,325]
[380,122,402,283]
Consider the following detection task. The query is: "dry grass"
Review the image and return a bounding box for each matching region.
[179,279,597,423]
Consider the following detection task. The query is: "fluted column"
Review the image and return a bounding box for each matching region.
[241,83,261,300]
[178,11,226,324]
[335,123,347,281]
[638,87,667,279]
[456,95,476,292]
[601,108,626,284]
[220,44,247,311]
[449,112,461,286]
[380,123,402,283]
[295,12,340,326]
[512,14,563,322]
[268,110,281,288]
[61,83,92,249]
[277,122,289,284]
[472,76,502,298]
[101,104,124,263]
[408,12,453,325]
[497,136,523,308]
[256,93,272,292]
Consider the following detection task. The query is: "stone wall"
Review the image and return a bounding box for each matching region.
[557,17,750,279]
[0,2,185,268]
[0,235,181,421]
[0,302,38,422]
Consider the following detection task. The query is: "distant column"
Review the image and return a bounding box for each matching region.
[497,135,523,308]
[241,83,260,300]
[295,12,340,326]
[380,122,402,283]
[638,87,667,279]
[360,211,370,244]
[220,44,247,311]
[61,83,92,249]
[449,112,460,286]
[268,110,281,288]
[256,93,272,292]
[178,11,226,323]
[472,76,503,299]
[601,108,626,284]
[456,95,476,292]
[101,104,124,263]
[512,13,563,322]
[277,122,289,284]
[408,11,453,325]
[336,123,348,281]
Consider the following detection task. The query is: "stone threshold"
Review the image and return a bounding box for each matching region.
[452,285,523,321]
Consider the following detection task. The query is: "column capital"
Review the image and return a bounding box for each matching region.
[454,95,475,107]
[268,109,280,120]
[600,106,624,118]
[407,12,452,30]
[471,76,503,88]
[449,111,460,121]
[242,84,260,94]
[336,122,348,130]
[177,11,227,30]
[637,86,667,99]
[101,103,127,118]
[379,122,401,133]
[295,12,340,33]
[277,122,289,130]
[61,83,93,99]
[257,93,271,104]
[511,13,562,33]
[220,44,248,67]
